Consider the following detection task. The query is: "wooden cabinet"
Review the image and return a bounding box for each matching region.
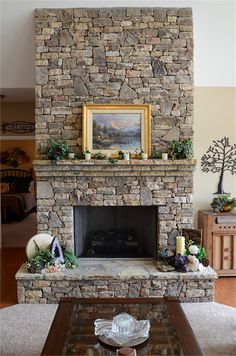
[198,210,236,276]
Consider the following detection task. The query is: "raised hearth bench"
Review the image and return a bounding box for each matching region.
[16,258,217,304]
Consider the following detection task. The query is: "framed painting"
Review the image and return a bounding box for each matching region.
[83,104,151,157]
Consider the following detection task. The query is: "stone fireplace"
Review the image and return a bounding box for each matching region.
[16,159,217,304]
[34,159,196,253]
[16,7,217,303]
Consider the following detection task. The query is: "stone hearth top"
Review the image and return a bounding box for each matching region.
[16,258,217,281]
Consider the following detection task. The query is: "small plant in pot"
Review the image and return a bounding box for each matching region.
[211,195,236,212]
[169,139,193,160]
[45,139,69,161]
[83,149,91,160]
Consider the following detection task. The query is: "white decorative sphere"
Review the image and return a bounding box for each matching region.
[189,244,199,255]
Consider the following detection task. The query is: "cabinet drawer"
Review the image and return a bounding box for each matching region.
[212,219,236,233]
[212,223,236,234]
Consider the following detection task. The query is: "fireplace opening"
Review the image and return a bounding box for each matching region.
[74,206,157,258]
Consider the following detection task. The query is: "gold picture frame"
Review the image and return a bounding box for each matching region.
[83,104,151,157]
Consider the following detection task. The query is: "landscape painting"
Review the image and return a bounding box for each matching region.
[93,113,141,150]
[83,104,151,156]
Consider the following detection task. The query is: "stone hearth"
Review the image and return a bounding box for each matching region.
[16,259,217,303]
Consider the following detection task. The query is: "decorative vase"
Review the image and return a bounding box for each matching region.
[222,204,233,212]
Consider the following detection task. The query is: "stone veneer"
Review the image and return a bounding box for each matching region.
[16,259,217,303]
[35,7,193,155]
[35,159,196,251]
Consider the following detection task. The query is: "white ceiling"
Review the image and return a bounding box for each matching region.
[0,0,235,102]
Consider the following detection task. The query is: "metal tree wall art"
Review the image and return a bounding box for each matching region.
[201,137,236,194]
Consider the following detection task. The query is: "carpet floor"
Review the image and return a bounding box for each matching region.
[0,302,235,355]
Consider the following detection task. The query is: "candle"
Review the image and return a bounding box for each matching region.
[162,153,168,160]
[176,235,185,255]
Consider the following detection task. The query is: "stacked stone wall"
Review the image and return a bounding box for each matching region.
[35,7,193,156]
[35,159,195,251]
[18,277,215,304]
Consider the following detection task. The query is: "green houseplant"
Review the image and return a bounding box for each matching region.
[211,195,236,212]
[45,139,70,161]
[169,139,193,160]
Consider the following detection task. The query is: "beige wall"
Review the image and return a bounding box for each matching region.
[193,87,236,226]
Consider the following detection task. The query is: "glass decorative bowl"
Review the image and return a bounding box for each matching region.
[94,313,150,348]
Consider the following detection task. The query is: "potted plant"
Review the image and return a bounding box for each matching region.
[45,139,69,161]
[211,195,236,212]
[169,139,193,160]
[83,149,91,161]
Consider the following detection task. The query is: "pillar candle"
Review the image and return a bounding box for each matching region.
[176,235,185,255]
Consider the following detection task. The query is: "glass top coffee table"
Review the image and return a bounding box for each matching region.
[41,297,202,355]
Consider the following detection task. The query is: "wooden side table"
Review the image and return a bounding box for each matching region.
[198,210,236,276]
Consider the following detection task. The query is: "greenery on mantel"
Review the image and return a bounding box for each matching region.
[169,139,193,160]
[42,138,195,163]
[45,139,70,161]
